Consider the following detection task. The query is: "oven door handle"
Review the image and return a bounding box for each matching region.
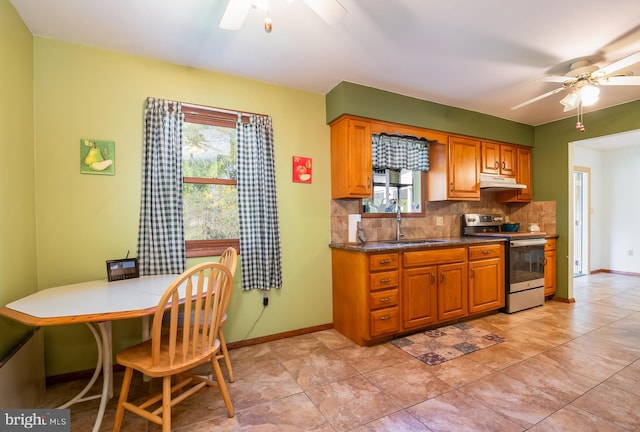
[510,238,547,247]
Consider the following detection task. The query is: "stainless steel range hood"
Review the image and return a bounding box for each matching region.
[479,174,526,190]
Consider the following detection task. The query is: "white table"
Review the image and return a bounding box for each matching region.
[0,275,182,432]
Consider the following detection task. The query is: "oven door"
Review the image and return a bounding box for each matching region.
[509,238,546,293]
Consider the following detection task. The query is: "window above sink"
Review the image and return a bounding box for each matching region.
[362,168,425,215]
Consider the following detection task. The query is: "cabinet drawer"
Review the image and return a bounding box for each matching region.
[403,248,466,267]
[370,307,400,337]
[369,289,399,310]
[545,238,556,251]
[370,271,399,290]
[369,253,399,271]
[468,244,502,261]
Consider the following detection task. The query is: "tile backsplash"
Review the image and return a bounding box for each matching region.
[331,194,556,244]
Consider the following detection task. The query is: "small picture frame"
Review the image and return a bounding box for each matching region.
[292,156,312,183]
[80,138,115,175]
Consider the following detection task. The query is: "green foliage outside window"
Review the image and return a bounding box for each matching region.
[182,123,239,241]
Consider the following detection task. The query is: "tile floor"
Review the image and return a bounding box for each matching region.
[41,273,640,431]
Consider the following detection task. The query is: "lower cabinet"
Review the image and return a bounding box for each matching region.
[468,244,505,314]
[544,238,557,297]
[332,242,503,346]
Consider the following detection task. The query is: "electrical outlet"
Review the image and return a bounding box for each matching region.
[263,296,269,306]
[436,216,444,226]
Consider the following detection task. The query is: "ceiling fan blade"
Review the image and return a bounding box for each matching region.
[304,0,346,25]
[541,75,572,83]
[595,51,640,77]
[598,76,640,86]
[510,87,565,110]
[220,0,252,30]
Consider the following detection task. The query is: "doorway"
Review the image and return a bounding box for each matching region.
[573,167,590,277]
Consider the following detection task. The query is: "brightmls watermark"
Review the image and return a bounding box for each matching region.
[0,409,69,431]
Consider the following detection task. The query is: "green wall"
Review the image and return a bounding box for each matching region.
[326,81,535,146]
[0,0,37,360]
[31,39,331,376]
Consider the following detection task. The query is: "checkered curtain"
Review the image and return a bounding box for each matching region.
[237,114,283,291]
[372,133,430,171]
[136,97,186,275]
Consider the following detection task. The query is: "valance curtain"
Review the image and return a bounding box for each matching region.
[372,133,430,171]
[237,114,283,291]
[136,97,186,275]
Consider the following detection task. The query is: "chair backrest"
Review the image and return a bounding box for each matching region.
[219,247,238,276]
[150,262,233,367]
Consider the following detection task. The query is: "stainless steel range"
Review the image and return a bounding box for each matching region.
[461,213,547,313]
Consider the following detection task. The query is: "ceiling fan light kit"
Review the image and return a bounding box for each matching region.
[511,51,640,130]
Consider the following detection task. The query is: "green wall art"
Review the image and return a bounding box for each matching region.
[80,138,115,175]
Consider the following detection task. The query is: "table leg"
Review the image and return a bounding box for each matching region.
[56,322,112,432]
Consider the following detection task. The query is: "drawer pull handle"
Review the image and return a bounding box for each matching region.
[470,269,474,278]
[494,160,499,169]
[380,278,391,283]
[380,315,391,321]
[482,250,490,255]
[379,259,391,264]
[380,297,391,303]
[430,273,436,284]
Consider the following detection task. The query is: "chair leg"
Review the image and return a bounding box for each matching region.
[113,367,133,432]
[211,356,234,417]
[218,329,234,382]
[162,376,172,432]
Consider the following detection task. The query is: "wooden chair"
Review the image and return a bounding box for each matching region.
[113,262,234,432]
[217,247,237,382]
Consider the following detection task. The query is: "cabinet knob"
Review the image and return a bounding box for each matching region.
[450,182,454,192]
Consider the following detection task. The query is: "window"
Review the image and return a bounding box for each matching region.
[363,168,425,214]
[182,106,240,257]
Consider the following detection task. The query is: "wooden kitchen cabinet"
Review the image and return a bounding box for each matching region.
[428,135,481,201]
[544,238,557,297]
[481,141,516,177]
[331,249,399,345]
[403,247,468,327]
[468,243,505,314]
[330,116,372,199]
[497,146,532,202]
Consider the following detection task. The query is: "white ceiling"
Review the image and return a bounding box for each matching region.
[9,0,640,126]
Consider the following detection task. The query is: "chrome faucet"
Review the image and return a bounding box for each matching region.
[396,204,404,241]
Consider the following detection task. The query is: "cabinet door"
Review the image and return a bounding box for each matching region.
[448,136,480,199]
[468,258,504,314]
[402,266,438,329]
[544,249,557,296]
[500,145,517,177]
[481,141,500,175]
[437,262,468,321]
[515,147,532,201]
[330,117,372,198]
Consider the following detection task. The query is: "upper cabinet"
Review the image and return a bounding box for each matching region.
[330,116,372,199]
[329,114,532,203]
[427,135,480,201]
[496,146,532,202]
[481,141,516,177]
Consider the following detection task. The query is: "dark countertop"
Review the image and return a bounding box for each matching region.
[329,236,508,253]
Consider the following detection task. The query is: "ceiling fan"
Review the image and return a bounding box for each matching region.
[220,0,346,31]
[511,51,640,112]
